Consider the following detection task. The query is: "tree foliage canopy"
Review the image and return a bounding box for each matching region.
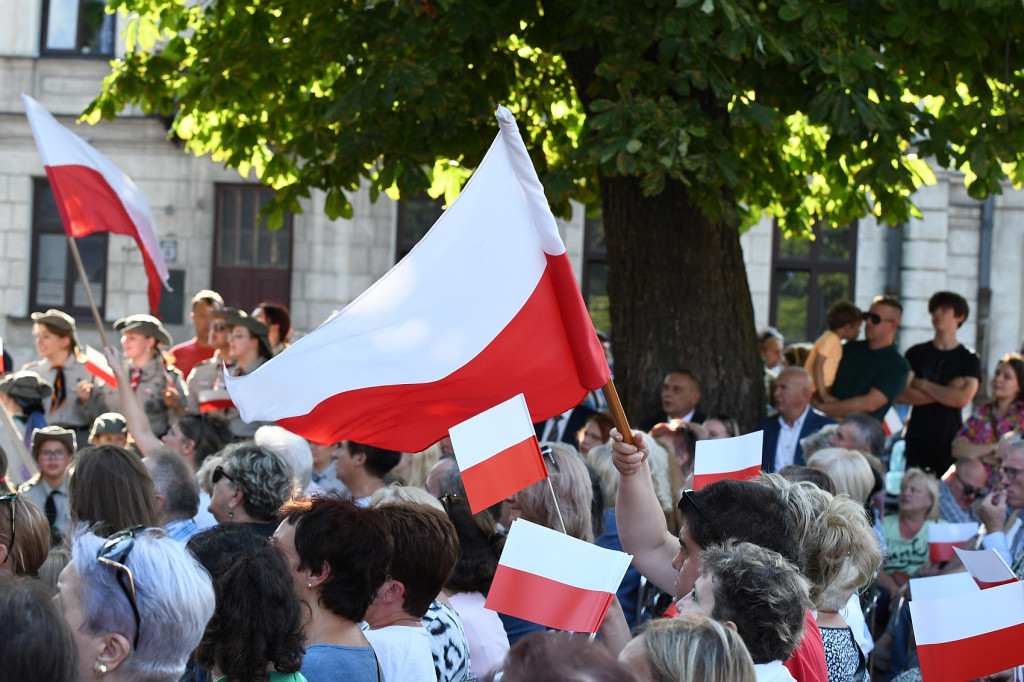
[89,0,1024,234]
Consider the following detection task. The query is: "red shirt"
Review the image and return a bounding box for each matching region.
[169,338,215,377]
[783,610,828,682]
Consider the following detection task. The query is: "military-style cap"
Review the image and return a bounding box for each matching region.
[90,412,127,440]
[0,371,54,402]
[222,308,271,347]
[31,425,77,459]
[30,309,80,347]
[114,314,173,347]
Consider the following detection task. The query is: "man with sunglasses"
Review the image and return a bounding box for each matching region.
[813,295,911,423]
[938,457,989,523]
[979,441,1024,577]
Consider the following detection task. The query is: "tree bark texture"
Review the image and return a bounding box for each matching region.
[600,174,765,431]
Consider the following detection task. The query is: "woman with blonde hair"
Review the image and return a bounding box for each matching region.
[507,442,593,542]
[806,448,874,506]
[618,615,756,682]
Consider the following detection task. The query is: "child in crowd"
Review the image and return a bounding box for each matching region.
[805,300,862,402]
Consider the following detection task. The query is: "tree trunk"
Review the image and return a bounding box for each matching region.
[600,174,764,431]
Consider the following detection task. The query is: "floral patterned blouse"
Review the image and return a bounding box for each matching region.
[956,399,1024,444]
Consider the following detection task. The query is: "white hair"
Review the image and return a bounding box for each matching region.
[255,425,314,493]
[70,527,215,682]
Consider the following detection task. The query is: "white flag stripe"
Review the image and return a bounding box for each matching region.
[226,113,560,417]
[449,394,535,469]
[909,573,979,602]
[911,580,1024,645]
[694,431,764,475]
[930,522,979,543]
[500,519,632,592]
[954,547,1018,583]
[21,94,168,283]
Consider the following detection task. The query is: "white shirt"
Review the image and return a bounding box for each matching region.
[754,660,797,682]
[364,625,435,682]
[774,405,811,472]
[540,408,574,442]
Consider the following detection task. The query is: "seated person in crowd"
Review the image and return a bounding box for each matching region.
[618,615,756,682]
[639,369,705,431]
[757,367,836,473]
[939,457,989,524]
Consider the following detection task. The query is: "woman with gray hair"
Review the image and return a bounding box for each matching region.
[56,526,215,682]
[208,442,295,537]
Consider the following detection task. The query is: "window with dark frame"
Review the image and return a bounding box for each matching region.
[769,220,858,344]
[214,185,292,270]
[40,0,116,56]
[395,195,444,262]
[29,178,108,317]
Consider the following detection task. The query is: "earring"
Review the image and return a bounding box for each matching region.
[228,510,234,520]
[307,581,312,588]
[94,661,108,678]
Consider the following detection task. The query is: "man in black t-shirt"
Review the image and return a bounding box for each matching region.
[899,292,982,475]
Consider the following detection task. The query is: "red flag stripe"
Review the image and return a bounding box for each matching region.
[485,564,614,633]
[85,360,117,389]
[200,399,235,412]
[693,464,762,491]
[974,578,1019,590]
[461,437,548,514]
[276,254,605,451]
[917,621,1024,682]
[930,541,970,563]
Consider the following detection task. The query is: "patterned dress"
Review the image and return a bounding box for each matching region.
[819,625,865,682]
[423,600,472,682]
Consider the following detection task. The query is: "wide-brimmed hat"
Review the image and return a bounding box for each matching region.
[223,308,271,348]
[31,425,77,458]
[114,314,173,347]
[30,309,80,347]
[90,412,128,440]
[0,371,54,402]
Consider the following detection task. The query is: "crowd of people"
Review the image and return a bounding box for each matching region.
[0,287,1020,681]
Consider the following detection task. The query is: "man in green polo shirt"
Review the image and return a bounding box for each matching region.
[813,295,911,423]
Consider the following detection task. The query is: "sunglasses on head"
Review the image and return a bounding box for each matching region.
[212,465,235,485]
[97,526,149,649]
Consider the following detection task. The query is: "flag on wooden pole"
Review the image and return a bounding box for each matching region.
[693,431,763,490]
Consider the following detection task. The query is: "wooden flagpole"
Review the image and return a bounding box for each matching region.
[601,377,635,447]
[67,236,110,348]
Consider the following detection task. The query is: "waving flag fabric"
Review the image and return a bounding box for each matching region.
[910,580,1024,682]
[22,94,171,314]
[486,519,632,633]
[954,547,1020,590]
[225,106,610,451]
[693,431,764,490]
[449,393,548,514]
[84,346,117,388]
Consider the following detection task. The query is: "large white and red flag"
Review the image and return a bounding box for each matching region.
[954,546,1020,590]
[225,107,610,452]
[448,393,548,514]
[693,431,763,490]
[928,522,979,563]
[486,519,632,633]
[22,94,171,315]
[910,579,1024,681]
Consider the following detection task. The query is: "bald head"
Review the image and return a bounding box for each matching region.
[773,367,812,423]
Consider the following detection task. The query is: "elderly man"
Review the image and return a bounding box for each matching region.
[979,441,1024,577]
[939,458,989,524]
[639,369,704,431]
[757,367,836,473]
[814,295,911,422]
[144,448,202,542]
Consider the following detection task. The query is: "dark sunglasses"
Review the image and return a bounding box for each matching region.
[97,525,148,649]
[212,465,235,484]
[862,312,896,325]
[677,489,712,529]
[955,472,989,498]
[0,493,16,566]
[541,444,559,472]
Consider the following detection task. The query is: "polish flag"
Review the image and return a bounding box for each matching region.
[224,107,610,452]
[199,389,235,413]
[84,346,117,388]
[693,431,764,490]
[448,394,548,514]
[929,522,979,563]
[22,94,171,315]
[882,406,903,437]
[486,519,632,633]
[954,547,1020,590]
[910,579,1024,682]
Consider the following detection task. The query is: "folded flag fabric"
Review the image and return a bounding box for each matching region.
[449,394,548,514]
[225,106,610,452]
[199,388,235,413]
[909,573,979,602]
[84,346,117,388]
[486,519,632,633]
[910,579,1024,682]
[954,547,1020,590]
[882,406,903,437]
[22,94,171,315]
[929,522,979,563]
[693,431,764,490]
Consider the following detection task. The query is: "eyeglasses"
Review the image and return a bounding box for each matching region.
[97,526,148,649]
[1001,466,1023,482]
[211,322,226,331]
[212,465,235,485]
[955,471,990,498]
[0,493,16,566]
[38,449,70,459]
[862,312,897,325]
